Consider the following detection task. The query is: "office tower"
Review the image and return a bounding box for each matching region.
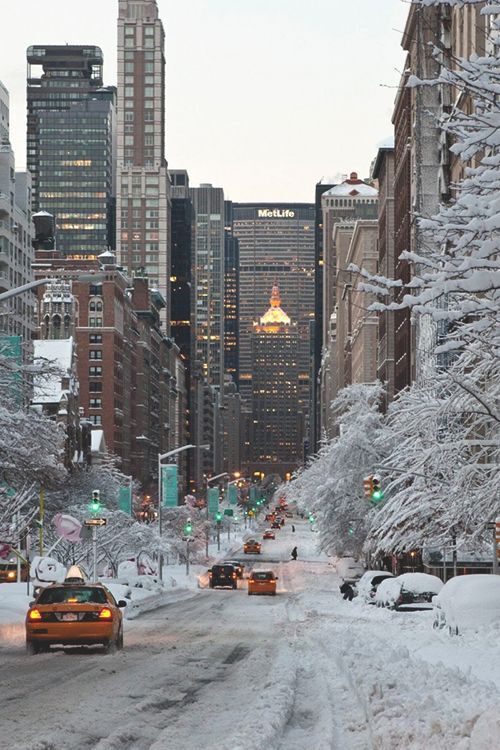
[27,45,104,212]
[250,285,300,478]
[0,81,34,341]
[35,88,116,255]
[116,0,170,329]
[224,201,239,388]
[189,184,225,389]
[169,169,193,362]
[232,202,315,415]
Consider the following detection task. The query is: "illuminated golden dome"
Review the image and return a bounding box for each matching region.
[259,285,291,325]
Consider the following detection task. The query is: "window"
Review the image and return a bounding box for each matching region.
[89,398,102,409]
[89,334,102,344]
[89,299,103,312]
[89,415,102,425]
[89,317,102,327]
[89,366,102,377]
[89,350,103,360]
[89,382,102,392]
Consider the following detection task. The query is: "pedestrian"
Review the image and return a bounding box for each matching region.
[291,524,295,533]
[339,582,354,601]
[291,546,298,561]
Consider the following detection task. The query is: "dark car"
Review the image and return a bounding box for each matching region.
[271,521,281,529]
[208,564,238,589]
[222,560,245,579]
[0,561,28,583]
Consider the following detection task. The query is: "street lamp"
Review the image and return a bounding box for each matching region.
[157,443,209,581]
[204,472,229,557]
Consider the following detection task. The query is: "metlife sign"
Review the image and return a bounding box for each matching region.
[257,208,296,219]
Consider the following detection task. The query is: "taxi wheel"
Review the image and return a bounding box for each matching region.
[26,640,41,655]
[117,627,124,650]
[104,638,118,654]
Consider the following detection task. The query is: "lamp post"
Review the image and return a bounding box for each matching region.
[205,472,228,557]
[157,443,209,581]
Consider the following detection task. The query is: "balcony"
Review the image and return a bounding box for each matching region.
[0,250,9,267]
[0,193,9,218]
[0,272,11,292]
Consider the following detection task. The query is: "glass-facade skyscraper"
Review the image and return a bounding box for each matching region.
[27,45,104,213]
[36,89,116,255]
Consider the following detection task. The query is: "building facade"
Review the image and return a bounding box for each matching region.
[249,286,300,479]
[189,183,225,390]
[36,89,116,255]
[224,200,239,389]
[27,45,104,211]
[116,0,170,329]
[232,203,315,415]
[0,81,34,341]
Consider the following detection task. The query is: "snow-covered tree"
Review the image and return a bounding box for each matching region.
[286,383,388,557]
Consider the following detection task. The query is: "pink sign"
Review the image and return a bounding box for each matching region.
[53,514,82,543]
[0,542,11,559]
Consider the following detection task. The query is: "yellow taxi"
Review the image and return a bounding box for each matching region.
[248,570,278,596]
[243,539,261,554]
[26,567,126,654]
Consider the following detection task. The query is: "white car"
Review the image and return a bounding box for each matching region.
[355,570,394,603]
[375,572,443,611]
[433,574,500,635]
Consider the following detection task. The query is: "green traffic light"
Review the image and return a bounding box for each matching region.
[90,500,100,513]
[371,490,384,502]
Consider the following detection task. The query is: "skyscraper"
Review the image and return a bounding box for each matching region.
[116,0,170,329]
[232,203,315,412]
[27,45,104,212]
[35,89,116,255]
[224,201,239,388]
[189,184,225,389]
[250,286,300,478]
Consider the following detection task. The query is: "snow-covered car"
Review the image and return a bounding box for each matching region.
[375,572,443,611]
[432,574,500,635]
[355,570,394,603]
[336,557,365,584]
[263,529,275,540]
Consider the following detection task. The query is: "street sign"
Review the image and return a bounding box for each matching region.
[162,465,178,507]
[208,488,219,516]
[118,486,132,515]
[224,508,234,516]
[228,485,238,505]
[84,518,107,527]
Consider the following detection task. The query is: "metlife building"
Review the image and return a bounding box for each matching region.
[232,203,315,414]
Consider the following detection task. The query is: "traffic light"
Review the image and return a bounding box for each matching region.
[363,476,374,498]
[371,476,384,503]
[89,490,101,514]
[184,518,193,536]
[215,511,222,523]
[308,513,315,524]
[348,525,354,536]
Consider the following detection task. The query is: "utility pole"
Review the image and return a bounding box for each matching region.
[92,526,98,582]
[39,485,45,556]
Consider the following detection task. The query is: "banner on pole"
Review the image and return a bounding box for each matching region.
[118,486,132,515]
[208,488,220,516]
[228,485,238,505]
[249,486,257,503]
[162,465,178,507]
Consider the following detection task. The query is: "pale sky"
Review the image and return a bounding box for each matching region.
[0,0,409,202]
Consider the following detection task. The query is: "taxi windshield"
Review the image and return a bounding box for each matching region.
[37,587,107,604]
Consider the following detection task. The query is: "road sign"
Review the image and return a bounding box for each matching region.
[162,465,178,507]
[208,488,219,516]
[228,485,238,505]
[84,518,107,527]
[118,486,132,515]
[224,508,234,516]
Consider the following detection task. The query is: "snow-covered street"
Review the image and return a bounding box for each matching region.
[1,519,500,749]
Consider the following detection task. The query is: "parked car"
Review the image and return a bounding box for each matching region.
[355,570,394,603]
[433,574,500,635]
[336,557,365,584]
[208,564,238,589]
[243,539,261,555]
[263,529,275,540]
[248,570,278,596]
[375,572,443,611]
